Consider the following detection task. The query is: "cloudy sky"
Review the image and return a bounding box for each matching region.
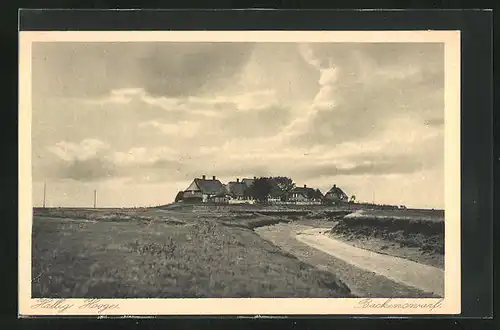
[31,41,444,209]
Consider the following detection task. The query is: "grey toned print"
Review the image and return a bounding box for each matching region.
[31,41,445,301]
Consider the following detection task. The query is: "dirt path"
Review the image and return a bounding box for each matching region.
[296,227,444,297]
[255,223,441,298]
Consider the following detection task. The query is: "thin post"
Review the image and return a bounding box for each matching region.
[43,182,46,208]
[94,189,97,208]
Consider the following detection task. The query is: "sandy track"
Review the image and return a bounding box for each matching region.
[296,227,444,297]
[255,223,440,298]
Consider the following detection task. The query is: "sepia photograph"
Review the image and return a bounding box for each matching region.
[19,31,461,315]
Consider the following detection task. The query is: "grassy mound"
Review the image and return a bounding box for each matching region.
[341,209,444,234]
[32,209,353,298]
[330,209,444,268]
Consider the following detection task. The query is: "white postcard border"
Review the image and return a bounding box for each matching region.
[18,30,461,316]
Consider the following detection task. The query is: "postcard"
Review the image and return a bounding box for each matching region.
[19,30,461,316]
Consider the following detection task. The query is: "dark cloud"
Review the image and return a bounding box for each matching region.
[138,43,255,97]
[53,158,117,182]
[32,42,255,98]
[38,144,185,182]
[32,42,128,98]
[300,155,425,180]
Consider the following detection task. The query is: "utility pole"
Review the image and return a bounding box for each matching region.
[43,181,47,208]
[94,189,97,208]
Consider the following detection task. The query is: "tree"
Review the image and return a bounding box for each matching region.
[270,176,295,194]
[349,195,356,203]
[247,177,273,202]
[174,191,184,203]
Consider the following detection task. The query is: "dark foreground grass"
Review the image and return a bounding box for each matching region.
[32,210,353,298]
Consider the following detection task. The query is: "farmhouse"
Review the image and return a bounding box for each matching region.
[324,184,349,204]
[226,178,252,201]
[183,175,229,204]
[286,185,323,204]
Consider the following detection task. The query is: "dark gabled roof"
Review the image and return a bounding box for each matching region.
[193,178,228,196]
[291,187,314,195]
[241,178,255,187]
[227,181,247,197]
[326,185,348,197]
[290,186,323,198]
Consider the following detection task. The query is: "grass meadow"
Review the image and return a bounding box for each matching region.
[32,207,353,298]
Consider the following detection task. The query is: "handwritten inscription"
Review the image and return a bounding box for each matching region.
[30,297,444,314]
[31,298,74,313]
[354,298,444,311]
[31,298,120,314]
[79,299,120,313]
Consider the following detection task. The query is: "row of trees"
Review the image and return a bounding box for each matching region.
[244,176,295,202]
[245,176,326,202]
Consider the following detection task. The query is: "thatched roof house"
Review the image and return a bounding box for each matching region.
[226,178,250,200]
[286,185,323,202]
[183,175,229,203]
[324,184,348,203]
